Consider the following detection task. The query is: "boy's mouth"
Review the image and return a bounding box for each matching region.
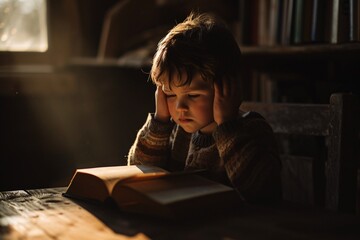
[178,118,193,123]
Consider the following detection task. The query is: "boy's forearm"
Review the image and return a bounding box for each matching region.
[127,113,174,167]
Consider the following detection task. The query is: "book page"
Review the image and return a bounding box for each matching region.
[117,174,234,205]
[77,165,168,192]
[65,165,168,202]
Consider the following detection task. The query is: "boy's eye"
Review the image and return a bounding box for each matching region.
[188,94,200,98]
[165,94,176,98]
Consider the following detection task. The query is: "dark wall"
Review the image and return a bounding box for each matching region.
[0,68,154,191]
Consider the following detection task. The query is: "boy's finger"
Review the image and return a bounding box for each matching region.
[214,81,223,97]
[222,77,231,96]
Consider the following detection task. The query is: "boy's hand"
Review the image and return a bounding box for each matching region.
[154,85,171,123]
[213,77,241,125]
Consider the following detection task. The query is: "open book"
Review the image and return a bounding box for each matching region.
[64,165,240,218]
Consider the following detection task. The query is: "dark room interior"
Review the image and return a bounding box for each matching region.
[0,0,243,191]
[1,0,358,191]
[0,0,360,239]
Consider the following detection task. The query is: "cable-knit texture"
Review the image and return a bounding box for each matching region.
[127,111,282,203]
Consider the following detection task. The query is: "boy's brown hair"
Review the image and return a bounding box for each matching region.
[150,12,242,88]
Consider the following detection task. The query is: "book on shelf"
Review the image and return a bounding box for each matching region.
[268,0,281,46]
[281,0,294,45]
[292,0,305,44]
[337,0,351,43]
[310,0,328,43]
[238,0,360,46]
[330,0,340,43]
[302,0,315,43]
[349,0,360,41]
[257,0,270,46]
[64,165,240,219]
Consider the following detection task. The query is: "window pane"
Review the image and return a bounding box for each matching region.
[0,0,47,52]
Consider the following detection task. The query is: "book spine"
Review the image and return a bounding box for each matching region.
[293,0,304,44]
[276,0,284,44]
[239,0,252,45]
[286,0,295,44]
[357,0,360,40]
[349,0,360,41]
[311,0,327,43]
[250,0,260,45]
[258,0,269,46]
[281,0,295,45]
[337,0,351,43]
[303,0,314,43]
[238,0,245,45]
[358,0,360,40]
[311,0,319,41]
[324,0,334,43]
[330,0,340,43]
[269,0,281,46]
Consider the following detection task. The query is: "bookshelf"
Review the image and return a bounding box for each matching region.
[242,43,360,56]
[64,0,360,103]
[237,1,360,208]
[240,43,360,75]
[236,0,360,103]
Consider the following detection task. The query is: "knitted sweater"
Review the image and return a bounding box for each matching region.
[127,111,282,202]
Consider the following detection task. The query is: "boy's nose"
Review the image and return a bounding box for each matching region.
[175,99,188,112]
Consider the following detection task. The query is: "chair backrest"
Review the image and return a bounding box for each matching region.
[240,93,359,213]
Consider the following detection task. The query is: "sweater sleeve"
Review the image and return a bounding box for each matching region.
[213,113,282,203]
[127,113,175,167]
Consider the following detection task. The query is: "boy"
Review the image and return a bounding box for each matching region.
[128,12,281,203]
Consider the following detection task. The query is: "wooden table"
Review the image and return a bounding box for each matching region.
[1,187,359,239]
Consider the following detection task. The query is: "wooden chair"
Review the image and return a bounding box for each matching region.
[240,93,359,213]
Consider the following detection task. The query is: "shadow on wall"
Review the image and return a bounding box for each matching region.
[0,68,154,191]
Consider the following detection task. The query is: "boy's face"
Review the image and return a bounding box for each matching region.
[161,73,217,134]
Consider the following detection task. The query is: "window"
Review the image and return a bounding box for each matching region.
[0,0,47,52]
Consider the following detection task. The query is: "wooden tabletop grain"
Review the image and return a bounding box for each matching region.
[1,187,359,239]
